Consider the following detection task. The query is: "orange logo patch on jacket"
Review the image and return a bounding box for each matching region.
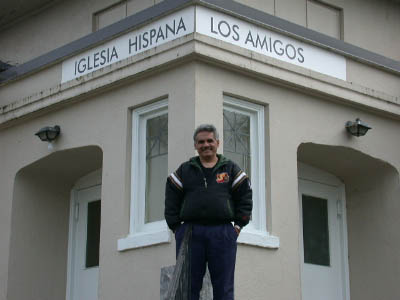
[216,172,229,183]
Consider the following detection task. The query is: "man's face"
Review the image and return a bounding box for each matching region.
[194,131,220,160]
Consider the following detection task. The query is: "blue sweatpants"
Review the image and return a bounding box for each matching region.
[175,223,238,300]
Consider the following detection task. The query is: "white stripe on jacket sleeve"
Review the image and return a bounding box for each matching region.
[232,171,247,189]
[170,172,183,189]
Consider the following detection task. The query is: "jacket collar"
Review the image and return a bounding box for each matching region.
[189,154,229,170]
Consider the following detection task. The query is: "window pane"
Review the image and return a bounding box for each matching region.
[302,195,330,266]
[145,114,168,223]
[223,109,251,177]
[86,200,101,268]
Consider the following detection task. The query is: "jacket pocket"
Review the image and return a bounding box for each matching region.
[180,191,204,219]
[205,191,233,220]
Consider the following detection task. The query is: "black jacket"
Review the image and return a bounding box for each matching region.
[164,154,252,231]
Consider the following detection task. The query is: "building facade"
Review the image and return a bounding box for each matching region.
[1,0,400,299]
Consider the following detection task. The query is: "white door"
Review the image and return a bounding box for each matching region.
[299,176,349,300]
[69,185,101,300]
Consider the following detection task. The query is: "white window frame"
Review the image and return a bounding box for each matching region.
[223,96,279,248]
[118,99,170,251]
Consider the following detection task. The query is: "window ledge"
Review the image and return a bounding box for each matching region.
[118,228,171,251]
[118,227,279,251]
[238,229,280,248]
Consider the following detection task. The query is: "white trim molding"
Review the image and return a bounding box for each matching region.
[118,223,171,251]
[224,96,279,248]
[238,229,280,248]
[118,99,170,251]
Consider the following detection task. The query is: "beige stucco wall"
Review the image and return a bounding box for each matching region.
[8,174,70,300]
[0,64,61,108]
[343,0,400,61]
[0,62,198,300]
[193,62,400,299]
[1,0,93,65]
[298,143,400,300]
[346,159,400,300]
[7,146,102,300]
[275,0,307,26]
[0,0,152,65]
[348,165,400,300]
[241,0,400,61]
[0,55,400,299]
[236,0,275,15]
[346,59,400,99]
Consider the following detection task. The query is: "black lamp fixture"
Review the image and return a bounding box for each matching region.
[345,118,371,137]
[35,125,61,149]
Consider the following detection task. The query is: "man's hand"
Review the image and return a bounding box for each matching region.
[234,225,241,235]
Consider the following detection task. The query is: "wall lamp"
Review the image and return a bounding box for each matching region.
[35,125,61,149]
[345,118,371,137]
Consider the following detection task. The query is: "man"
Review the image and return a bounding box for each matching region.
[165,124,253,300]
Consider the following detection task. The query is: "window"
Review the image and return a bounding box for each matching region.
[145,114,168,223]
[86,200,101,268]
[223,96,279,248]
[118,100,170,251]
[302,195,330,266]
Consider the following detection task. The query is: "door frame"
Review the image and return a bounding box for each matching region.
[298,162,350,300]
[66,169,102,300]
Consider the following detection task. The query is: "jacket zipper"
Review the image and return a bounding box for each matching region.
[190,157,228,189]
[194,164,208,189]
[198,167,207,189]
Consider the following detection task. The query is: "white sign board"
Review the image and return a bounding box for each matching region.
[61,7,195,83]
[61,5,346,83]
[196,6,346,80]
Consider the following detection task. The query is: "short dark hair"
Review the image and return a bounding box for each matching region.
[193,124,219,142]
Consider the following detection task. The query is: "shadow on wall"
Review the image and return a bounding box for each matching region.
[298,143,400,300]
[8,146,103,300]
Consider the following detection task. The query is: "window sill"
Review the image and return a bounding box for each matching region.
[117,227,279,250]
[118,228,171,251]
[238,229,280,248]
